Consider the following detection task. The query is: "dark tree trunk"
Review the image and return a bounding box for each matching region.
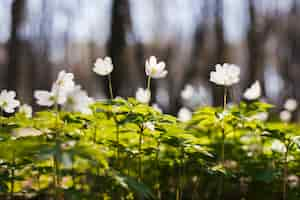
[34,0,53,90]
[107,0,132,97]
[247,0,261,86]
[7,0,26,91]
[213,0,226,106]
[246,0,270,92]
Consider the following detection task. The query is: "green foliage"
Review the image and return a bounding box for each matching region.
[0,99,300,199]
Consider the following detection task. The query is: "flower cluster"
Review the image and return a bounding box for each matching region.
[1,58,298,126]
[210,63,240,86]
[280,98,298,123]
[34,70,93,114]
[0,58,300,200]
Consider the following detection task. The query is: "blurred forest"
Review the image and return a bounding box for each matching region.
[1,0,300,115]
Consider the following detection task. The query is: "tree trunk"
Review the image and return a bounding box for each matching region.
[107,0,133,97]
[7,0,26,91]
[213,0,226,106]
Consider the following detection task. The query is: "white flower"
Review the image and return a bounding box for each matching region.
[93,57,113,76]
[210,63,240,86]
[181,84,195,100]
[19,104,32,118]
[288,175,299,188]
[243,81,261,100]
[135,88,151,104]
[63,85,94,114]
[177,107,192,122]
[52,71,75,103]
[217,110,229,120]
[271,140,287,153]
[0,90,20,113]
[145,56,167,79]
[292,136,300,146]
[284,98,298,112]
[280,110,292,123]
[34,88,66,106]
[35,71,75,106]
[248,112,269,122]
[34,90,55,107]
[52,71,75,94]
[143,121,155,131]
[152,103,162,113]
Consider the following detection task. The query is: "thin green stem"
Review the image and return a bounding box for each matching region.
[221,87,227,164]
[176,147,184,200]
[147,76,151,91]
[37,173,41,191]
[283,146,289,200]
[116,124,120,167]
[217,87,228,200]
[108,74,114,99]
[53,102,60,199]
[223,87,227,110]
[112,115,120,169]
[221,133,225,165]
[0,108,3,128]
[155,140,161,199]
[54,150,60,187]
[52,157,56,197]
[71,155,75,187]
[179,146,185,200]
[138,126,144,182]
[10,151,15,200]
[93,124,97,143]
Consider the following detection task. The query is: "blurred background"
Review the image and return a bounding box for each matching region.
[0,0,300,115]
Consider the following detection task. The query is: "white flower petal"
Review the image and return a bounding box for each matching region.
[34,90,55,107]
[181,84,195,100]
[210,63,240,86]
[284,98,298,112]
[145,56,167,79]
[271,140,287,153]
[243,81,261,100]
[136,88,151,104]
[143,121,155,131]
[93,57,114,76]
[0,90,20,113]
[19,104,33,118]
[280,110,292,123]
[178,107,192,122]
[62,85,94,114]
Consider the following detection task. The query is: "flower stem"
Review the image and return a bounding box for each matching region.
[147,76,151,91]
[71,155,75,187]
[217,87,228,200]
[108,74,114,99]
[53,103,60,199]
[221,87,227,164]
[116,124,120,165]
[138,126,144,182]
[155,140,161,199]
[113,116,120,169]
[10,151,15,200]
[223,87,227,110]
[0,108,3,127]
[93,126,97,143]
[179,146,185,200]
[283,147,289,200]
